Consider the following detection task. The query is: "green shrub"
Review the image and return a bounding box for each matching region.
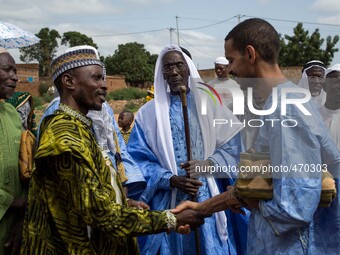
[107,87,147,101]
[123,101,142,112]
[32,96,44,108]
[43,93,54,103]
[39,82,50,96]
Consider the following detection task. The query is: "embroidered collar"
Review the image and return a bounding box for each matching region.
[59,103,92,128]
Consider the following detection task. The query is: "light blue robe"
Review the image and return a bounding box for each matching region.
[248,81,340,255]
[39,99,146,199]
[128,92,248,255]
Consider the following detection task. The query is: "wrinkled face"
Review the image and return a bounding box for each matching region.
[325,71,340,106]
[71,65,107,112]
[305,66,325,96]
[118,112,133,128]
[215,64,229,79]
[0,53,18,99]
[224,39,254,90]
[162,51,189,94]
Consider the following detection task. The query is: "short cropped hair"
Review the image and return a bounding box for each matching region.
[225,18,280,64]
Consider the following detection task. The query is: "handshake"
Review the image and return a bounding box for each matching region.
[171,186,249,234]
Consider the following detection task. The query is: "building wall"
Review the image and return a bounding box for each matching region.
[199,66,303,84]
[17,63,39,83]
[15,65,302,98]
[106,75,127,93]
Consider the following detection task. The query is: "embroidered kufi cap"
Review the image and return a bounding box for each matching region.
[51,46,104,81]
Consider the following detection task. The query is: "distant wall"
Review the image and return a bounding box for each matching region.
[199,66,303,84]
[16,82,40,97]
[17,63,39,83]
[106,75,127,92]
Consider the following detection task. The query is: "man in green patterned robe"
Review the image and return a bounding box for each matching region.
[20,46,207,255]
[0,47,28,255]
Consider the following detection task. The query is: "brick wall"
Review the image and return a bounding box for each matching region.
[17,63,39,83]
[199,66,303,84]
[106,75,127,93]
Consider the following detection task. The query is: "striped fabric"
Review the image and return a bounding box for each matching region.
[51,48,104,81]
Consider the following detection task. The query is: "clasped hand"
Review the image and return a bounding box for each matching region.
[180,159,212,178]
[173,208,211,234]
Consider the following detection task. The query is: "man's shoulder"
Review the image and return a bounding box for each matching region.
[40,113,85,140]
[38,113,94,158]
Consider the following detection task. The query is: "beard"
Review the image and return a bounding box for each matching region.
[76,88,102,112]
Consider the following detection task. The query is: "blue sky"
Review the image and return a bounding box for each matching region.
[1,0,340,70]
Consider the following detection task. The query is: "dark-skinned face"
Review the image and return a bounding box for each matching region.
[325,71,340,107]
[72,65,107,113]
[215,64,229,79]
[0,52,18,99]
[305,66,325,96]
[118,112,133,129]
[162,51,189,95]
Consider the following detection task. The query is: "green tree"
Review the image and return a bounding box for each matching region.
[61,31,98,49]
[279,23,339,66]
[104,42,156,86]
[19,27,61,77]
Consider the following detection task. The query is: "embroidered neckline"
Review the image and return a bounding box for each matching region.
[59,103,92,128]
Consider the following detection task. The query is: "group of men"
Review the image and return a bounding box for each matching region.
[0,18,339,255]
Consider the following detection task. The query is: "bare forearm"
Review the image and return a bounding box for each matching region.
[199,192,229,214]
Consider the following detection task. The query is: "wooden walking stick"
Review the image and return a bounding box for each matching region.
[178,85,201,255]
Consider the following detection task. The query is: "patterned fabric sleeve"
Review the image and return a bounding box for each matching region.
[53,152,170,237]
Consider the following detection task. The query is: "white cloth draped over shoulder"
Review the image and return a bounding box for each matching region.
[135,44,243,243]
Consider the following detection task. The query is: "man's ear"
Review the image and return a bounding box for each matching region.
[245,45,256,64]
[62,73,76,90]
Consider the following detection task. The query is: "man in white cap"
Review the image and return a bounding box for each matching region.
[207,56,239,108]
[320,64,340,151]
[20,46,208,254]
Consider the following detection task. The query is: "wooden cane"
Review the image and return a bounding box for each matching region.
[178,85,201,255]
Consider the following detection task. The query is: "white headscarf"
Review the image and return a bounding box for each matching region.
[140,44,242,243]
[325,63,340,76]
[298,60,326,106]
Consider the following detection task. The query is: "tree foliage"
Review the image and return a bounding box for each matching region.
[104,42,156,86]
[20,27,61,77]
[61,31,98,49]
[279,23,339,66]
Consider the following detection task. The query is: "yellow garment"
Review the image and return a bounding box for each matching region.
[113,130,128,183]
[21,106,170,255]
[120,127,132,144]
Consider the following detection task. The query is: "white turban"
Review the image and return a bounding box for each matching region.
[214,56,229,65]
[326,63,340,76]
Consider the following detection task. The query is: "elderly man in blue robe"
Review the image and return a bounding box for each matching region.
[127,44,248,255]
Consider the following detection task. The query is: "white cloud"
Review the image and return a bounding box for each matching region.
[317,15,340,25]
[311,0,340,14]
